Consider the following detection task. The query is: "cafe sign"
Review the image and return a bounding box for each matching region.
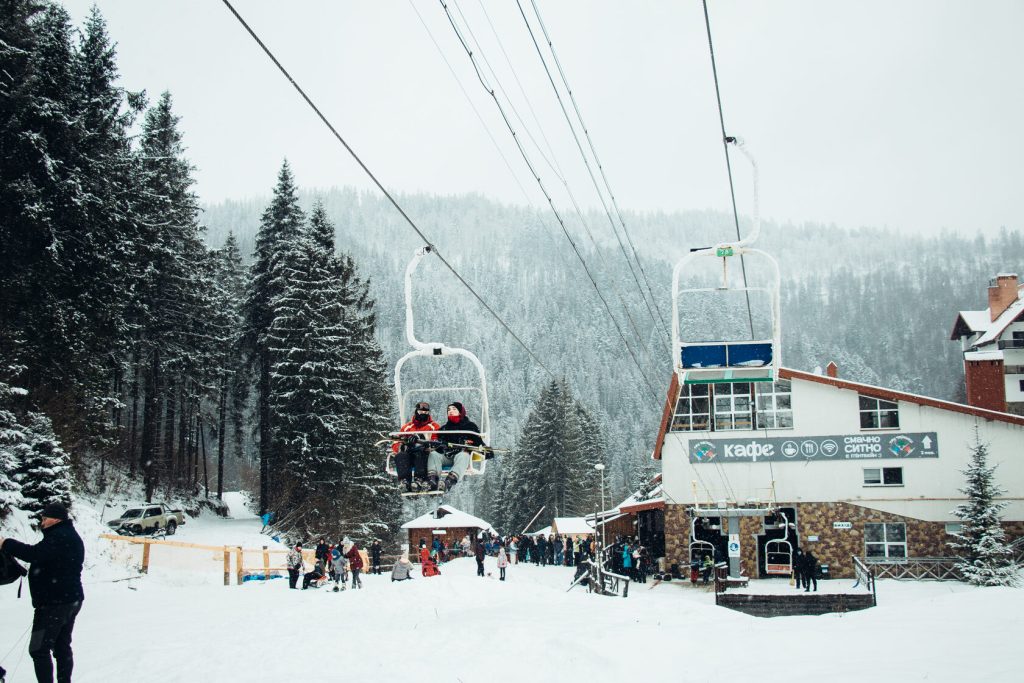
[689,432,938,464]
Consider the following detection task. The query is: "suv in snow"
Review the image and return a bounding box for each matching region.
[107,503,186,536]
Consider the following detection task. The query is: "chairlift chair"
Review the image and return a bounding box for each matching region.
[671,138,782,386]
[764,511,793,576]
[385,246,491,478]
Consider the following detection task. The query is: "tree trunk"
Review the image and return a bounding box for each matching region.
[217,372,227,500]
[201,415,209,498]
[128,351,140,478]
[141,347,161,502]
[163,374,177,498]
[259,352,271,515]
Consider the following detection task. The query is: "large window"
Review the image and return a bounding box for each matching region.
[671,381,793,432]
[865,522,907,559]
[859,395,899,429]
[755,380,793,429]
[714,382,753,431]
[863,467,903,486]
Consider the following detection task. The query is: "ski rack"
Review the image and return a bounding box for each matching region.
[389,246,491,477]
[671,138,782,385]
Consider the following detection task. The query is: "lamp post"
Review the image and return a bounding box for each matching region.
[594,463,606,551]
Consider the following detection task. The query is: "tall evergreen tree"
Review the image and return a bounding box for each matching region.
[0,379,28,518]
[15,412,73,517]
[244,161,305,514]
[499,380,602,533]
[948,432,1018,586]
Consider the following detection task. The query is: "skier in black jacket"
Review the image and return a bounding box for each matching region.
[802,550,819,592]
[432,402,485,492]
[0,502,85,683]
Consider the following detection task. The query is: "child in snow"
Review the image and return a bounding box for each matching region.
[422,555,441,577]
[392,549,414,582]
[497,545,509,581]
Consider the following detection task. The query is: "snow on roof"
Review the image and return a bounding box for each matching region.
[957,310,992,333]
[975,295,1024,347]
[551,517,594,535]
[528,525,552,537]
[401,505,494,532]
[965,349,1004,361]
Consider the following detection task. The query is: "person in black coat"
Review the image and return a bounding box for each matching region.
[433,402,486,492]
[370,539,383,575]
[474,540,486,577]
[802,550,819,592]
[1,502,85,683]
[792,547,805,589]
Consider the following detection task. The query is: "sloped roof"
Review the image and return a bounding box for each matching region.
[401,505,494,532]
[652,367,1024,460]
[975,296,1024,347]
[950,309,992,340]
[551,517,594,535]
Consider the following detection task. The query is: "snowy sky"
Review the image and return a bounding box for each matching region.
[61,0,1024,236]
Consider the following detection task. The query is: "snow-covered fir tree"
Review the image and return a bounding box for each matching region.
[15,413,72,517]
[244,161,306,514]
[948,432,1018,586]
[0,380,28,518]
[496,379,602,533]
[266,202,400,539]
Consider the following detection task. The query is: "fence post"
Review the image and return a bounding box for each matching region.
[141,540,151,575]
[235,546,244,585]
[223,547,230,586]
[263,545,270,579]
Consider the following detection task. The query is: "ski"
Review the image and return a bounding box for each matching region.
[375,432,507,459]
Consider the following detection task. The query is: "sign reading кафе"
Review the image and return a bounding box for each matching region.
[689,432,938,463]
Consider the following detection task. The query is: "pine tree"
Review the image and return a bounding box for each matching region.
[948,432,1018,586]
[16,413,73,517]
[244,161,305,514]
[0,379,28,518]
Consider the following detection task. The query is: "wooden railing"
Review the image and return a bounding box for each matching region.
[864,556,963,581]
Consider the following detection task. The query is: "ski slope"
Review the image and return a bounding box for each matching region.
[1,497,1021,682]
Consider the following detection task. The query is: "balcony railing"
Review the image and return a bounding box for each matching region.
[997,339,1024,350]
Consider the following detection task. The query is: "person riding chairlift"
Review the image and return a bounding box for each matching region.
[393,402,441,493]
[434,401,485,492]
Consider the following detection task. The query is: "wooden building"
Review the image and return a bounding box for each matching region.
[401,505,494,561]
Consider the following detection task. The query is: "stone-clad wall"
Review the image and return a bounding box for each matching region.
[664,501,1024,579]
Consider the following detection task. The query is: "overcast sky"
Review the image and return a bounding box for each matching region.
[61,0,1024,237]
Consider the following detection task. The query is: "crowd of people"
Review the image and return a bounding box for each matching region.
[287,537,384,590]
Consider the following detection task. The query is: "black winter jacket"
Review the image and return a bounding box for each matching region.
[3,520,85,608]
[438,418,484,448]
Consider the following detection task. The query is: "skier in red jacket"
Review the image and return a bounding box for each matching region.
[393,402,441,493]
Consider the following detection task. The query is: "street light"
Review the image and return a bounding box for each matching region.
[594,463,606,551]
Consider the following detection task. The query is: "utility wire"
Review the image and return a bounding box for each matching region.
[439,0,663,402]
[220,0,557,381]
[702,0,755,338]
[520,0,672,344]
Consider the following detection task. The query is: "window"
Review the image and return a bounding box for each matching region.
[1006,365,1024,374]
[863,467,903,486]
[1019,380,1024,392]
[671,381,792,432]
[714,382,753,431]
[756,380,793,429]
[859,395,899,429]
[145,507,161,518]
[865,522,907,559]
[671,383,710,431]
[944,523,963,535]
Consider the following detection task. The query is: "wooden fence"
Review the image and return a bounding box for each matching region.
[101,534,397,586]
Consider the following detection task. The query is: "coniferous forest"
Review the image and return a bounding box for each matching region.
[3,3,1023,542]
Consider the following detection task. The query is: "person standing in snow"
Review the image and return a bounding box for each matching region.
[370,539,383,575]
[344,538,364,589]
[0,503,84,683]
[287,543,304,589]
[553,535,564,566]
[701,555,714,585]
[622,542,633,578]
[474,540,486,577]
[496,544,509,581]
[802,550,819,592]
[393,402,442,493]
[509,537,519,565]
[433,402,485,492]
[792,547,805,589]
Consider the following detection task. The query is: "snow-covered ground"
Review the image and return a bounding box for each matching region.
[2,496,1021,682]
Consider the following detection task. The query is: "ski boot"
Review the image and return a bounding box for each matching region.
[413,477,428,493]
[444,473,459,491]
[427,474,440,492]
[402,478,413,494]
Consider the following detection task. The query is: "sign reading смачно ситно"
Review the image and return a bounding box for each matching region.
[688,432,938,464]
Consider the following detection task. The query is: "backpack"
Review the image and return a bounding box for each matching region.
[0,550,27,585]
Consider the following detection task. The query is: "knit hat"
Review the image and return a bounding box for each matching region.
[447,402,465,417]
[40,502,69,520]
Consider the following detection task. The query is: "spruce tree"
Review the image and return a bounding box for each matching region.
[16,413,73,517]
[0,379,28,518]
[244,161,305,514]
[948,433,1018,586]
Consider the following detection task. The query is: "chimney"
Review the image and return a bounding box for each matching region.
[826,361,838,378]
[988,273,1019,322]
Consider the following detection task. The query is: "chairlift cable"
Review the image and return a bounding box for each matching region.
[446,0,665,379]
[220,0,556,381]
[702,0,755,338]
[521,0,672,344]
[440,0,663,402]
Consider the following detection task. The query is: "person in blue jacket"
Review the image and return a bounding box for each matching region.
[0,502,85,683]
